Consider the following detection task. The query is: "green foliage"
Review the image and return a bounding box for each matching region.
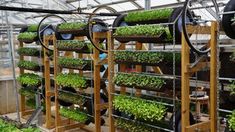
[113,95,167,121]
[19,88,35,98]
[114,25,171,40]
[57,40,91,51]
[17,73,41,87]
[17,32,37,41]
[58,22,87,31]
[0,118,40,132]
[59,107,89,123]
[58,57,92,69]
[113,72,165,89]
[228,110,235,131]
[115,118,160,132]
[230,52,235,62]
[26,98,46,112]
[17,48,40,57]
[27,24,38,32]
[228,81,235,95]
[56,73,88,89]
[58,90,85,104]
[114,51,180,64]
[17,60,40,70]
[124,8,173,23]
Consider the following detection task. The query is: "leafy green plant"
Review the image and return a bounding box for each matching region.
[17,73,41,87]
[17,60,40,70]
[114,51,180,64]
[0,118,40,132]
[17,48,40,57]
[27,24,38,32]
[17,32,37,41]
[114,25,172,40]
[26,98,46,112]
[58,57,92,69]
[56,73,87,89]
[228,110,235,131]
[115,118,160,132]
[124,8,173,23]
[228,81,235,95]
[113,95,167,121]
[113,72,165,89]
[19,88,35,98]
[230,52,235,62]
[59,107,89,123]
[58,22,87,31]
[58,90,85,104]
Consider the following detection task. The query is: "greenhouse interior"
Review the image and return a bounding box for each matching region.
[1,0,235,131]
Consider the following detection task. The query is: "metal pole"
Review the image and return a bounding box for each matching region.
[6,12,20,122]
[145,0,151,10]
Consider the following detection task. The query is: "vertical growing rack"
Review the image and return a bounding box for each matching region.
[108,23,180,131]
[53,31,108,132]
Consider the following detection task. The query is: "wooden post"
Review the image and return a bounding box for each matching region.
[181,33,190,132]
[210,21,218,132]
[44,36,53,128]
[108,31,115,132]
[93,32,101,132]
[135,42,142,96]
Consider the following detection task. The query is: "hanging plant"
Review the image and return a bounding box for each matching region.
[228,81,235,95]
[17,47,40,57]
[17,73,41,87]
[27,24,39,32]
[56,73,88,89]
[115,118,160,132]
[113,95,167,122]
[17,60,40,71]
[59,107,89,123]
[19,88,36,98]
[17,32,37,42]
[57,22,87,32]
[58,57,92,70]
[58,90,85,105]
[124,8,173,23]
[113,72,165,90]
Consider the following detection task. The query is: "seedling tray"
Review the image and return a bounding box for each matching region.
[126,18,169,25]
[57,28,88,36]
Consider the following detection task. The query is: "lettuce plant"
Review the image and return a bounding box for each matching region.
[113,95,167,121]
[17,73,41,87]
[229,81,235,95]
[113,72,165,89]
[56,73,88,89]
[124,8,173,23]
[58,90,85,104]
[17,60,40,70]
[114,25,172,40]
[58,57,92,69]
[59,107,89,123]
[228,110,235,131]
[58,22,87,31]
[114,51,180,64]
[19,88,35,98]
[27,24,39,32]
[17,48,40,57]
[17,32,37,41]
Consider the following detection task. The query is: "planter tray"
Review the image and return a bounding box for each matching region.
[18,38,37,43]
[57,46,89,52]
[57,29,88,36]
[18,66,40,72]
[114,35,170,43]
[126,18,169,25]
[59,65,92,71]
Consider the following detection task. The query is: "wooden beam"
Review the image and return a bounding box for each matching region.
[185,121,210,132]
[108,31,115,132]
[210,21,218,132]
[187,25,211,34]
[181,32,190,132]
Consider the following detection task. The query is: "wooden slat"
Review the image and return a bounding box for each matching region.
[57,123,85,132]
[185,121,210,132]
[187,25,211,34]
